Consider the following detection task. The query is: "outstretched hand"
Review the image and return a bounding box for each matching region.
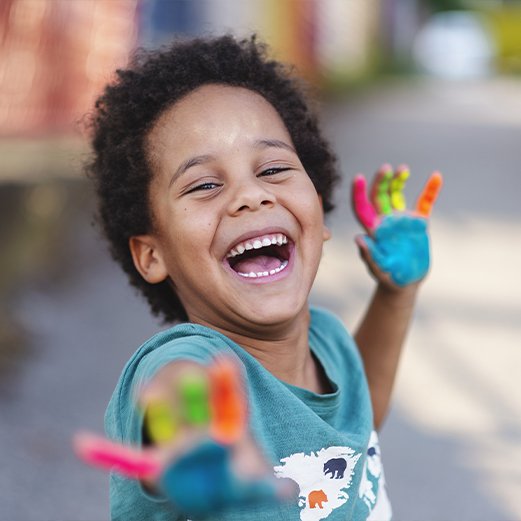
[74,356,290,518]
[351,164,443,288]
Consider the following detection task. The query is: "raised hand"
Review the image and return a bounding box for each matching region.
[74,356,287,517]
[351,164,443,287]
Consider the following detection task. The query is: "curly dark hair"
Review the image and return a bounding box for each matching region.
[86,34,340,324]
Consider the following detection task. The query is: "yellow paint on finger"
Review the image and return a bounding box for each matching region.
[145,400,178,444]
[390,169,409,211]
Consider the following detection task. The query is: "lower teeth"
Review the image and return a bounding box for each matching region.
[237,260,288,278]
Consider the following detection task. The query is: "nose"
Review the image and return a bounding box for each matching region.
[227,178,276,216]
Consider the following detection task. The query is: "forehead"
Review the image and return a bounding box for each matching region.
[147,84,292,153]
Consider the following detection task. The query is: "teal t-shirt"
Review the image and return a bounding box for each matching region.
[105,307,392,520]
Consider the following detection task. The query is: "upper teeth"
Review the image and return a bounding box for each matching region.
[226,233,288,258]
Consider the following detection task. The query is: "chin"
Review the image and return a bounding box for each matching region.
[242,299,308,328]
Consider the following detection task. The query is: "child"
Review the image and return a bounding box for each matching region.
[79,34,441,520]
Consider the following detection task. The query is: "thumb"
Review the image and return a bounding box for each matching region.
[356,234,389,272]
[355,235,395,287]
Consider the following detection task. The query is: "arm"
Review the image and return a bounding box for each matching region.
[355,282,419,430]
[351,165,442,430]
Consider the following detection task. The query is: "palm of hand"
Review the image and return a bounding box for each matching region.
[352,164,442,287]
[370,214,429,286]
[74,357,282,517]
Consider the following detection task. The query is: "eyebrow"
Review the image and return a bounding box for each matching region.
[254,138,296,154]
[169,154,214,187]
[168,139,296,187]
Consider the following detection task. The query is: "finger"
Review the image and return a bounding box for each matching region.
[140,361,209,444]
[360,237,400,285]
[390,165,409,211]
[179,372,211,427]
[145,399,179,445]
[73,431,161,480]
[370,164,393,215]
[355,235,396,286]
[356,235,381,274]
[352,174,379,233]
[416,171,443,217]
[209,356,247,445]
[356,236,388,279]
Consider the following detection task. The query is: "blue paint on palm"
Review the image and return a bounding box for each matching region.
[365,215,430,286]
[160,440,276,517]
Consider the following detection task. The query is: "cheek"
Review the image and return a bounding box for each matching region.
[171,208,217,252]
[302,196,326,231]
[292,177,322,210]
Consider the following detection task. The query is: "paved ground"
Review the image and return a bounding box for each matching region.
[1,76,520,520]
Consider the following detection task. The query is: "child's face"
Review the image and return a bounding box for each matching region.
[131,84,330,334]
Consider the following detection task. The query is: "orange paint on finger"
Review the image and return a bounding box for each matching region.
[209,357,247,445]
[416,172,443,217]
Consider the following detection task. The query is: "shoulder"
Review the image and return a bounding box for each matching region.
[124,322,240,379]
[134,323,229,376]
[309,306,355,348]
[309,306,364,381]
[310,306,348,329]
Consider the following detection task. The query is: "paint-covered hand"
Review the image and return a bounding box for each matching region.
[351,164,443,287]
[74,356,290,517]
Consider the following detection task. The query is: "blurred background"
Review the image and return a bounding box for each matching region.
[1,0,520,520]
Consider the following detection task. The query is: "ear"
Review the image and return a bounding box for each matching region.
[129,235,169,284]
[317,194,332,242]
[323,224,331,242]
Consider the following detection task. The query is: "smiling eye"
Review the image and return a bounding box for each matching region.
[259,167,291,177]
[186,182,220,193]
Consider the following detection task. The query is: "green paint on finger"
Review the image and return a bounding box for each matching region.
[376,169,393,214]
[180,373,211,426]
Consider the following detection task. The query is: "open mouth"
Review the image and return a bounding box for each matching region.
[225,233,291,279]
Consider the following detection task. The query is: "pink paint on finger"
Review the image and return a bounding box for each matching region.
[353,175,378,231]
[73,431,161,480]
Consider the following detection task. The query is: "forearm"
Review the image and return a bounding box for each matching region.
[354,282,420,430]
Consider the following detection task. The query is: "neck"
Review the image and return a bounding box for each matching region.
[196,307,328,393]
[234,321,311,385]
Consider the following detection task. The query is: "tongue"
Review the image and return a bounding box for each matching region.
[233,254,282,274]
